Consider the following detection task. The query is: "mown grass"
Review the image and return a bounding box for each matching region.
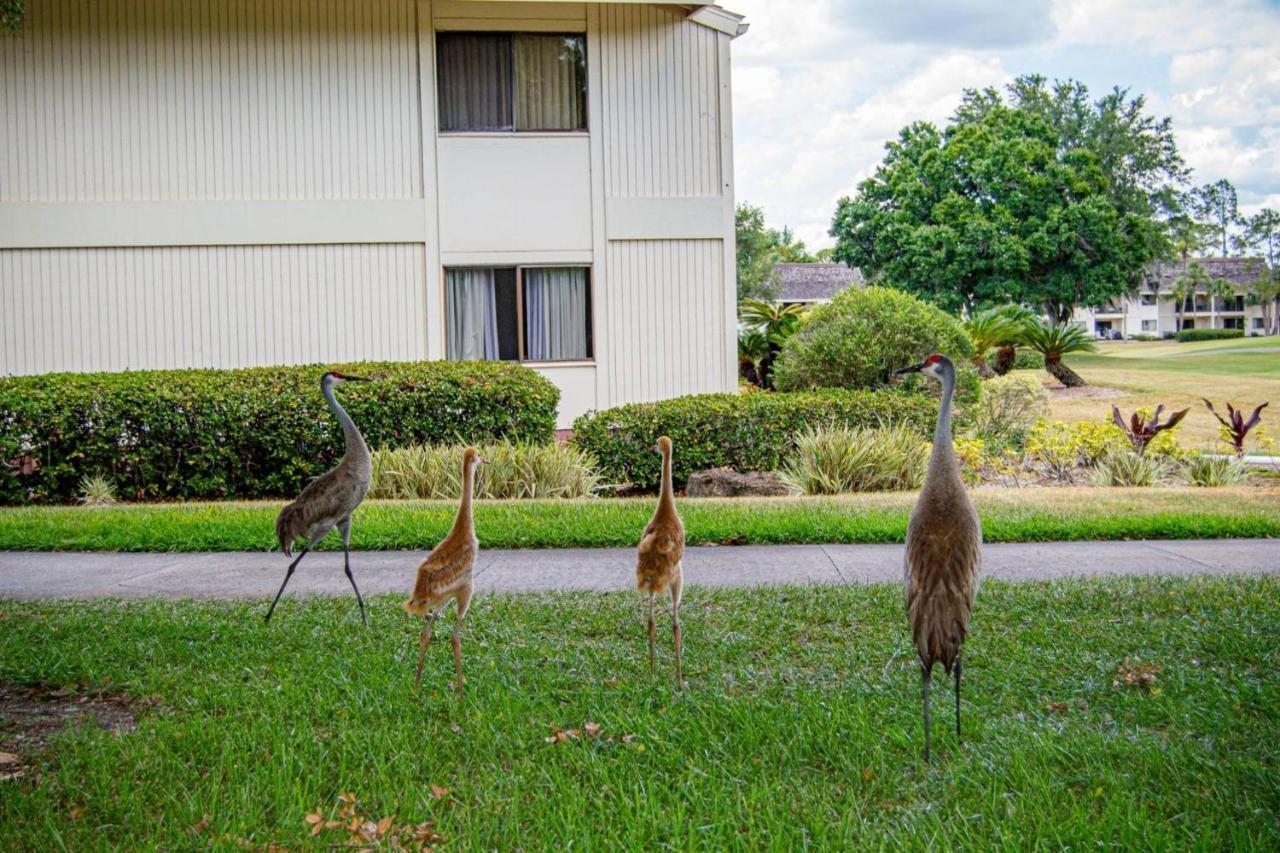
[1047,336,1280,449]
[1,488,1278,552]
[1,577,1277,847]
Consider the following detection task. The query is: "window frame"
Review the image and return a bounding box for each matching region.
[435,31,589,136]
[443,263,595,365]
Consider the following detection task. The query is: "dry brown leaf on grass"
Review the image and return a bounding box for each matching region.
[191,814,211,834]
[0,752,19,765]
[1113,658,1161,691]
[583,722,602,738]
[430,784,449,800]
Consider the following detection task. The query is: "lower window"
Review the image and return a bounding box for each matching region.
[1141,319,1156,332]
[445,265,592,362]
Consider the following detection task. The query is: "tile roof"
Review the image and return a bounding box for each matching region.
[773,262,864,302]
[1143,256,1268,291]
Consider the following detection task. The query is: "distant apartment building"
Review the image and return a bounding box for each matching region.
[1073,257,1271,338]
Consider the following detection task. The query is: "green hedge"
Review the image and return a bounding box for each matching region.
[1012,348,1046,370]
[572,389,937,488]
[1174,328,1245,342]
[0,361,558,504]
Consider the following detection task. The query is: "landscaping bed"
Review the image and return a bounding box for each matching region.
[1,488,1277,551]
[0,577,1276,847]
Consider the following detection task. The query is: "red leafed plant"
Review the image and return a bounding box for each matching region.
[1202,399,1269,456]
[1111,404,1189,454]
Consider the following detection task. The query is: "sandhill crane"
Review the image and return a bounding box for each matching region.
[894,354,982,763]
[406,447,484,696]
[265,370,373,626]
[636,436,686,689]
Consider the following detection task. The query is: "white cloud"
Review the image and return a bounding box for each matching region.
[729,0,1280,248]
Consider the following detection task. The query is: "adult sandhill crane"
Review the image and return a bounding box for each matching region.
[265,370,373,626]
[894,354,982,763]
[636,436,686,689]
[406,447,484,696]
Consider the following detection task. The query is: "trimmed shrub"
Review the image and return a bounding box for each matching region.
[572,389,936,488]
[780,426,927,495]
[0,361,558,504]
[973,373,1048,449]
[1174,328,1244,342]
[369,441,601,500]
[1012,349,1045,370]
[772,286,978,406]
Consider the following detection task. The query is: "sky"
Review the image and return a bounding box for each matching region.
[727,0,1280,250]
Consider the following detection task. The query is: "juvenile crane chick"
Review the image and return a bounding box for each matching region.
[636,436,686,689]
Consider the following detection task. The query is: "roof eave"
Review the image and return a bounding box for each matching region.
[686,5,749,37]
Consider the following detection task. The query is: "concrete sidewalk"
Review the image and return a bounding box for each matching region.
[1,539,1276,601]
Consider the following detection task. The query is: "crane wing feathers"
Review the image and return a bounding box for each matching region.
[904,520,981,673]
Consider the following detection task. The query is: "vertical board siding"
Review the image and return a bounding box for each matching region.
[602,239,725,406]
[0,0,421,202]
[0,244,427,374]
[598,5,721,198]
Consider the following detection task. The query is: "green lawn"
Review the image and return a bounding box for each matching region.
[1049,335,1280,449]
[1,578,1276,847]
[2,487,1279,551]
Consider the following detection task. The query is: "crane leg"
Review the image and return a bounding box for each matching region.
[922,664,933,764]
[671,570,685,690]
[414,613,438,692]
[451,617,465,698]
[954,656,962,740]
[264,549,308,624]
[647,592,656,676]
[339,518,367,626]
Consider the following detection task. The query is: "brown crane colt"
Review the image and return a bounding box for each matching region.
[267,370,372,625]
[636,436,686,689]
[895,354,982,762]
[406,447,484,696]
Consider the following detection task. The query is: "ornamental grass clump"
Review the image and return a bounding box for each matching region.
[780,425,927,495]
[370,441,601,500]
[1182,454,1252,488]
[1089,450,1176,487]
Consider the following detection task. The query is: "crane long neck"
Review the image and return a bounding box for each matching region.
[450,458,477,538]
[323,380,367,461]
[658,445,676,515]
[930,370,956,471]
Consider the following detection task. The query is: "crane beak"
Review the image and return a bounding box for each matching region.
[343,375,372,382]
[894,363,923,375]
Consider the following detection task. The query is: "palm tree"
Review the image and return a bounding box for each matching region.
[1171,262,1212,332]
[739,299,807,389]
[963,309,1023,377]
[990,305,1035,375]
[1019,318,1097,388]
[737,328,769,387]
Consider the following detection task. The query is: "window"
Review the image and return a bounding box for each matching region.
[1255,317,1266,329]
[1141,319,1156,332]
[1222,317,1243,330]
[445,266,592,362]
[1140,294,1157,306]
[437,33,586,132]
[1183,319,1195,329]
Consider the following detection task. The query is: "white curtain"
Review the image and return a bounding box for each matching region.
[447,269,499,361]
[515,35,586,130]
[524,267,588,360]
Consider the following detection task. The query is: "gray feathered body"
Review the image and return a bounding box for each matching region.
[275,377,372,556]
[904,460,981,674]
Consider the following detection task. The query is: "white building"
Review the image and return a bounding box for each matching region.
[0,1,746,426]
[1073,257,1271,339]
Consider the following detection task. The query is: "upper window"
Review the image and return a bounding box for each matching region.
[437,33,587,132]
[445,266,592,362]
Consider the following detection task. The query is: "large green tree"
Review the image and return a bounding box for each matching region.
[735,203,814,303]
[831,75,1186,322]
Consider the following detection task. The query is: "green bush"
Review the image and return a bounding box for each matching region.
[779,425,927,495]
[370,441,601,500]
[572,389,936,488]
[772,286,978,405]
[1174,328,1244,342]
[973,373,1048,449]
[0,361,559,504]
[1012,349,1045,370]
